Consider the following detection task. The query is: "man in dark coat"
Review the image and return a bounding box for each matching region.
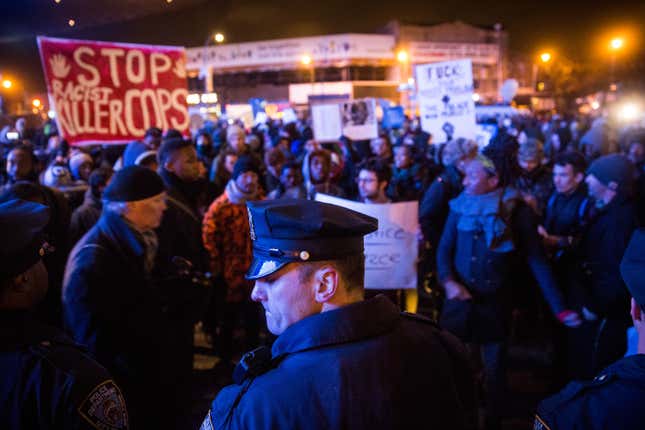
[515,138,553,216]
[200,199,478,430]
[1,199,128,430]
[69,167,113,246]
[436,154,580,429]
[155,138,212,426]
[572,154,637,378]
[538,151,591,385]
[535,228,645,430]
[62,166,168,428]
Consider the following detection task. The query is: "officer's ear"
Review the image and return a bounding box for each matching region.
[574,172,584,184]
[313,265,340,303]
[631,298,643,324]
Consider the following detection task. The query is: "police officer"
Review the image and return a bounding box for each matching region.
[535,228,645,429]
[201,199,477,430]
[0,199,128,429]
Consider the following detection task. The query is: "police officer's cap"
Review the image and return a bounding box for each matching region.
[621,228,645,306]
[245,199,378,280]
[0,199,50,282]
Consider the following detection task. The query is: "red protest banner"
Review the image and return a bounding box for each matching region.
[38,36,189,146]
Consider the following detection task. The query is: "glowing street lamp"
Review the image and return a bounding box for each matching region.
[300,55,312,66]
[32,98,42,108]
[396,50,409,63]
[610,37,624,51]
[540,52,552,63]
[2,79,12,89]
[214,33,225,44]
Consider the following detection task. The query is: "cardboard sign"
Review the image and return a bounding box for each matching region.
[341,98,378,140]
[415,59,477,142]
[38,36,189,145]
[311,103,342,142]
[315,194,418,290]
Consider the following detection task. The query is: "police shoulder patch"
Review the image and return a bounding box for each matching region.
[200,411,214,430]
[78,379,128,430]
[533,414,552,430]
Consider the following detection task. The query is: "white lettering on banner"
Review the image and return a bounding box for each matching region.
[100,48,125,87]
[416,59,478,142]
[74,47,100,86]
[186,34,396,69]
[125,50,146,84]
[150,52,172,85]
[51,79,188,138]
[314,194,418,290]
[410,42,499,65]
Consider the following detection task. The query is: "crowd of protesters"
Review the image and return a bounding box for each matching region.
[2,107,645,429]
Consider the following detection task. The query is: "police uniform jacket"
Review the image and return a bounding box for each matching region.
[62,211,166,388]
[202,295,477,430]
[535,354,645,430]
[0,311,128,429]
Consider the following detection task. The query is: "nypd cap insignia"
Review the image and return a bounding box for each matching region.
[245,199,377,280]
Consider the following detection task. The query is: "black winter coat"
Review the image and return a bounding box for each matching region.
[62,211,166,427]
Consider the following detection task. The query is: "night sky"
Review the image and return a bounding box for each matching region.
[0,0,643,93]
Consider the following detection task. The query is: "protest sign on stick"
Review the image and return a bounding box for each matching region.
[415,59,477,142]
[38,36,189,145]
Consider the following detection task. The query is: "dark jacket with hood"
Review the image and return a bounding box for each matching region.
[69,188,102,247]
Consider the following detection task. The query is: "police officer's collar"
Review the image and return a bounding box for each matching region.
[271,296,399,357]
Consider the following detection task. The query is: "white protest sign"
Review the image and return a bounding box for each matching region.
[315,194,418,290]
[282,107,297,124]
[415,59,477,142]
[312,104,342,142]
[341,98,378,140]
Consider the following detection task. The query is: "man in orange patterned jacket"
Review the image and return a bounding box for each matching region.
[202,156,264,365]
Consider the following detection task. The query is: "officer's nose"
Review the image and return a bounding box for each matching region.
[251,282,265,302]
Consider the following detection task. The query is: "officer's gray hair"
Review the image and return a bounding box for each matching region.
[103,200,129,215]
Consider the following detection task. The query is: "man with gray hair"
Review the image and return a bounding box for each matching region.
[62,165,168,428]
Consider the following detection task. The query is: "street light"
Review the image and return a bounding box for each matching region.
[396,50,409,63]
[32,98,41,108]
[540,52,552,63]
[610,37,624,51]
[608,37,625,90]
[214,33,225,44]
[2,80,12,89]
[300,55,314,84]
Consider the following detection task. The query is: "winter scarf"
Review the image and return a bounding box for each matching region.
[225,178,260,205]
[449,187,520,252]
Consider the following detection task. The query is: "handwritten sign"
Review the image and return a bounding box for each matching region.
[38,37,189,145]
[315,194,418,290]
[415,59,477,142]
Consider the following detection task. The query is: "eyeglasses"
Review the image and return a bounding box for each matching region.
[356,177,377,184]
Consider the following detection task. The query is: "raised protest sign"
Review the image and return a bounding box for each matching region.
[341,98,378,140]
[315,194,418,290]
[311,103,342,142]
[415,59,477,142]
[38,37,189,145]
